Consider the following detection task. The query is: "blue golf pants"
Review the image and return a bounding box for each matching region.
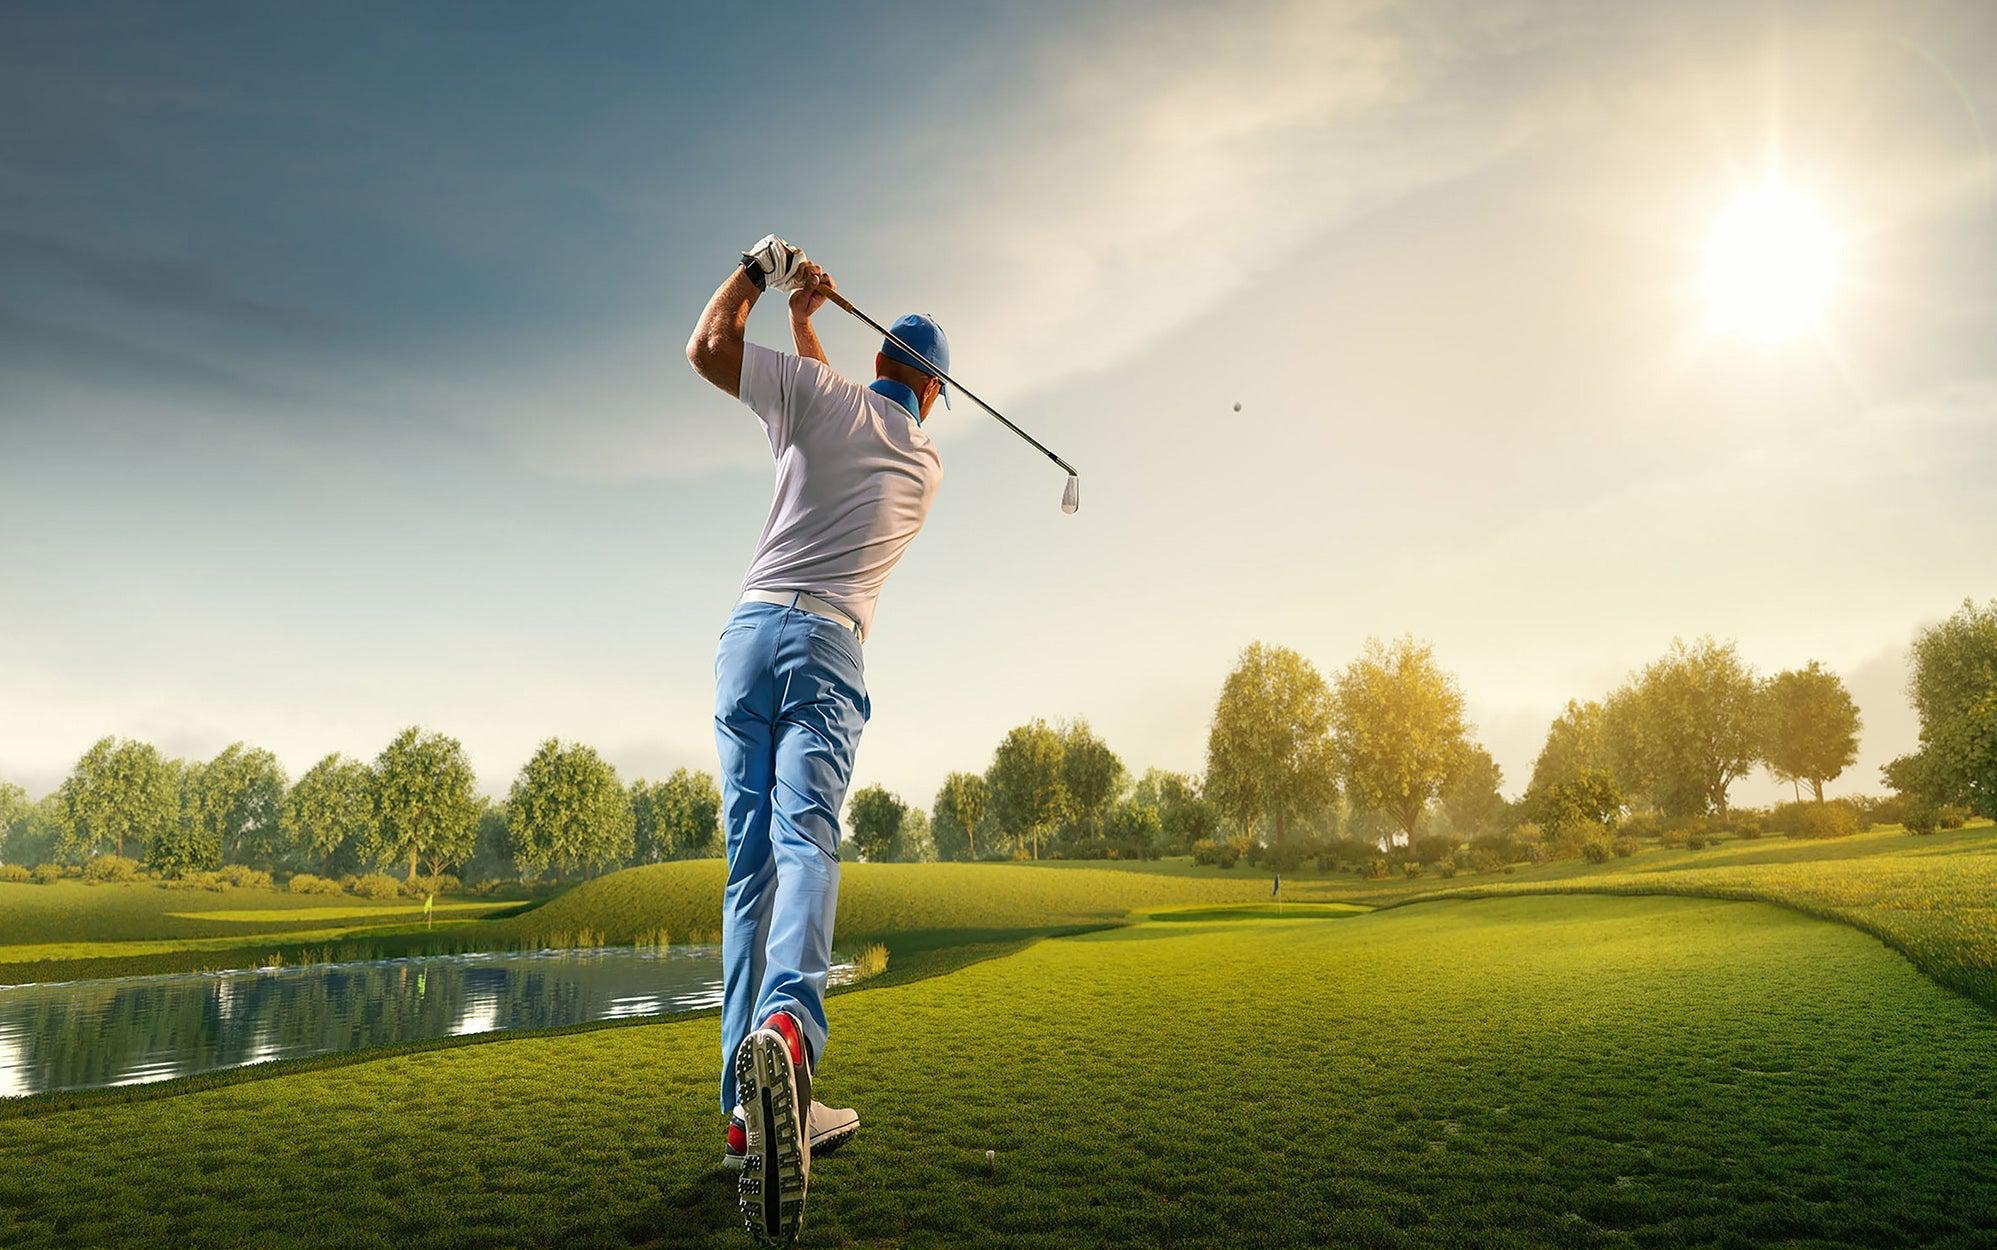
[713,598,869,1113]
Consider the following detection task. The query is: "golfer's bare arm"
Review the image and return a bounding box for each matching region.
[686,268,760,397]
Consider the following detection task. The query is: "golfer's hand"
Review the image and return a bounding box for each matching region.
[788,263,836,320]
[741,234,807,292]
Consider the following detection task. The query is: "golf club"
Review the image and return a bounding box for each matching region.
[816,285,1081,513]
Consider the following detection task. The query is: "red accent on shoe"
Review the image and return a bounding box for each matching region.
[726,1118,747,1155]
[763,1010,805,1067]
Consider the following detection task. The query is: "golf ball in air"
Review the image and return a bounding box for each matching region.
[1232,401,1243,412]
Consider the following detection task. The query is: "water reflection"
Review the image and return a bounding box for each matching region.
[1,946,854,1097]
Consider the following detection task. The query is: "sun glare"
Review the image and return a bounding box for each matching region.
[1702,183,1840,341]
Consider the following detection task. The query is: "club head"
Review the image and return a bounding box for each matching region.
[1060,475,1080,514]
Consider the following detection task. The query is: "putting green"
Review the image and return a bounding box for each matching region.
[5,894,1992,1247]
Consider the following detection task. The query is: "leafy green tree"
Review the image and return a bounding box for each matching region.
[1613,638,1763,818]
[1528,700,1608,794]
[1205,642,1340,846]
[1131,769,1219,854]
[0,782,27,864]
[1438,744,1506,836]
[462,799,517,884]
[182,743,288,868]
[283,754,380,875]
[56,737,179,864]
[931,771,988,862]
[6,794,67,868]
[1332,637,1469,847]
[1058,720,1126,842]
[374,727,480,881]
[1761,661,1862,802]
[847,785,907,862]
[1105,796,1163,857]
[1904,598,1997,819]
[507,739,634,879]
[899,807,936,862]
[1526,767,1623,834]
[986,720,1067,859]
[632,769,722,861]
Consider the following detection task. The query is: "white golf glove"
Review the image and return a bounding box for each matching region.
[740,234,808,292]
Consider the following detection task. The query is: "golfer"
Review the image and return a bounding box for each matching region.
[685,233,946,1245]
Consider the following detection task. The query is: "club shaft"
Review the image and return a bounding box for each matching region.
[818,288,1077,478]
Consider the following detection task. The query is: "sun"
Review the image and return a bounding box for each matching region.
[1702,183,1840,341]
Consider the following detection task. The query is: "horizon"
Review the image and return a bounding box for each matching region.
[4,0,1994,811]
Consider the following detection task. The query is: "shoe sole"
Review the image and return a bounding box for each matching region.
[735,1029,807,1245]
[725,1120,858,1172]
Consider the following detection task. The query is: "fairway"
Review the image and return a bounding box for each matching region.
[6,895,1992,1248]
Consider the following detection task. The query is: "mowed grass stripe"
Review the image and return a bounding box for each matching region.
[5,895,1992,1249]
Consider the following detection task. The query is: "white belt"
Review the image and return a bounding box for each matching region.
[740,589,864,643]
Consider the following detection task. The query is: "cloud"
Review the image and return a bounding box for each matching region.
[0,229,331,334]
[0,309,297,405]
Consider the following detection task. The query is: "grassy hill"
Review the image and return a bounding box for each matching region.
[6,894,1992,1248]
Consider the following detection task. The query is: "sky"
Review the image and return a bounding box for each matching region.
[3,0,1994,810]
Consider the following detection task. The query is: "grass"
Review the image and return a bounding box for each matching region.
[0,881,526,983]
[1375,822,1997,1007]
[4,894,1993,1247]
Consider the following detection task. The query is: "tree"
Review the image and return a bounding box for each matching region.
[931,772,988,862]
[1526,767,1623,834]
[462,799,517,885]
[0,782,27,864]
[899,807,936,862]
[1058,720,1126,843]
[181,743,288,868]
[1527,700,1608,794]
[1761,661,1862,802]
[1105,796,1163,857]
[1613,638,1762,818]
[507,739,635,879]
[847,785,907,862]
[55,737,178,864]
[282,754,379,875]
[374,727,480,881]
[1332,637,1469,847]
[986,720,1067,859]
[1204,642,1340,846]
[1438,744,1506,836]
[6,794,66,868]
[1904,598,1997,818]
[1131,769,1219,854]
[633,769,723,862]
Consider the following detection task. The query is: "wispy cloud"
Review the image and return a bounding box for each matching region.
[0,229,331,334]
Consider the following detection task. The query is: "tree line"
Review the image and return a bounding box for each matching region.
[0,730,724,883]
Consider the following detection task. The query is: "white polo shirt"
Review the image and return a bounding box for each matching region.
[737,343,943,638]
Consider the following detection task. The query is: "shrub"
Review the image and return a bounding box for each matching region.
[1783,801,1861,840]
[1685,833,1711,850]
[1611,836,1639,858]
[288,872,342,896]
[349,872,403,899]
[1437,858,1457,879]
[402,873,461,897]
[1850,793,1912,830]
[29,863,62,884]
[1580,837,1612,864]
[1467,847,1505,873]
[1367,858,1390,880]
[1658,826,1690,849]
[1937,805,1969,830]
[82,854,141,883]
[163,870,230,891]
[0,864,28,883]
[1410,833,1456,865]
[1618,811,1666,841]
[215,864,274,890]
[1906,806,1939,836]
[1401,861,1423,879]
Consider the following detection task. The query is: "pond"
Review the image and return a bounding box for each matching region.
[0,945,855,1098]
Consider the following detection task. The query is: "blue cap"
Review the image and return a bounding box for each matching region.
[881,313,950,409]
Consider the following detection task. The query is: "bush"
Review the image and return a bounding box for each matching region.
[1409,834,1456,865]
[82,854,141,883]
[288,872,342,896]
[1401,861,1423,879]
[1467,847,1505,873]
[402,873,461,897]
[1906,806,1939,836]
[1580,837,1612,864]
[1191,839,1239,869]
[1783,801,1861,840]
[1437,858,1457,879]
[215,864,274,890]
[1850,793,1912,830]
[1618,811,1667,841]
[29,863,62,884]
[349,872,403,899]
[1367,858,1390,880]
[1937,805,1969,830]
[163,870,230,891]
[0,864,28,883]
[1611,836,1639,858]
[1685,833,1711,850]
[1658,826,1690,849]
